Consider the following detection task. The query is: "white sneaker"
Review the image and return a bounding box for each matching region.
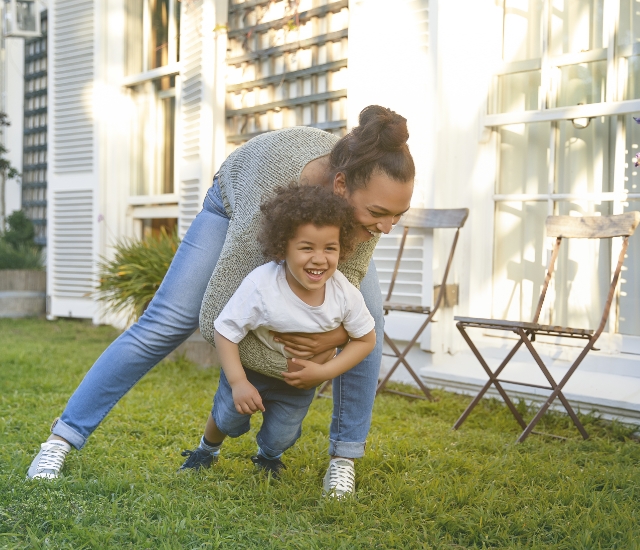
[27,440,71,479]
[323,458,355,498]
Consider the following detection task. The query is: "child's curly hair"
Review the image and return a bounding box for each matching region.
[258,185,360,263]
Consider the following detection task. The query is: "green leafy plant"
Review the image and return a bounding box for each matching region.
[95,228,180,321]
[0,210,42,270]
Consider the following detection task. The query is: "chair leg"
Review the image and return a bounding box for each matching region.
[453,324,528,430]
[516,334,594,442]
[377,332,434,400]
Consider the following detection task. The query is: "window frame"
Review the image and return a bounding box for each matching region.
[123,0,181,206]
[488,0,640,348]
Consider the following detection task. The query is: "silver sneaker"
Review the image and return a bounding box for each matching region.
[322,458,355,498]
[27,440,71,479]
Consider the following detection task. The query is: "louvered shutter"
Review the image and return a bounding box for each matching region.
[46,0,99,320]
[177,0,219,237]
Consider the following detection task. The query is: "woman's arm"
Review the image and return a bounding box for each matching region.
[214,330,265,414]
[281,329,376,390]
[271,325,348,359]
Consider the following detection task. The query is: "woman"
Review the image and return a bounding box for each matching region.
[27,105,415,497]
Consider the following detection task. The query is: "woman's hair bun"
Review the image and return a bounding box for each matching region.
[329,104,415,191]
[358,105,409,151]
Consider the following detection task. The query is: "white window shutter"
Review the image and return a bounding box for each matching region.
[177,0,218,238]
[47,0,98,320]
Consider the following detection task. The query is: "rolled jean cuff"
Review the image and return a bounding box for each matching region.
[51,418,86,450]
[329,439,366,459]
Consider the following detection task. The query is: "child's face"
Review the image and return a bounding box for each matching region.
[284,223,341,293]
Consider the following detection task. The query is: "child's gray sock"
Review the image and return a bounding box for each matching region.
[199,435,222,457]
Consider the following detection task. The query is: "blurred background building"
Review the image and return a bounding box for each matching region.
[3,0,640,420]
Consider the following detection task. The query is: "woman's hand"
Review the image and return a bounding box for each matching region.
[282,358,330,389]
[271,325,349,359]
[231,380,265,415]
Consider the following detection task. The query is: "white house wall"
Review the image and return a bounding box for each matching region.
[430,0,502,357]
[348,0,436,350]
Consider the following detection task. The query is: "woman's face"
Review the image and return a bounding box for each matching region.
[334,171,413,242]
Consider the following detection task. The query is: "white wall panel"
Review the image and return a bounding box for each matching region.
[47,0,99,320]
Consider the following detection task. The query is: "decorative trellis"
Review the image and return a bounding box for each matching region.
[225,0,349,150]
[22,10,47,245]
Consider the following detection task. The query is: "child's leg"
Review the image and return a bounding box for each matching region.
[179,370,251,471]
[246,369,316,461]
[203,414,226,445]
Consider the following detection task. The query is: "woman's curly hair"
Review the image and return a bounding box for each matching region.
[258,185,360,263]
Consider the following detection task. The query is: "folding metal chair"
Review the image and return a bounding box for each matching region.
[454,212,640,442]
[316,207,469,400]
[375,207,469,400]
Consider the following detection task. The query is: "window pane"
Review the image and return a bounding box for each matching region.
[131,83,176,196]
[142,218,177,240]
[620,200,640,336]
[557,61,606,107]
[493,201,548,322]
[493,71,541,114]
[625,56,640,100]
[550,0,604,55]
[555,117,613,194]
[150,0,170,69]
[626,114,640,195]
[503,0,543,62]
[620,117,640,336]
[497,122,550,194]
[159,96,175,194]
[125,0,143,75]
[552,201,612,330]
[619,0,640,47]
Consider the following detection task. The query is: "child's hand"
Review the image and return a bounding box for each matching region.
[282,358,330,389]
[231,380,265,414]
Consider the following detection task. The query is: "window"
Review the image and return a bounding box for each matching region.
[490,0,640,339]
[124,0,180,198]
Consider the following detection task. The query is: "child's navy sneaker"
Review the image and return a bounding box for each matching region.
[251,454,286,478]
[179,448,217,471]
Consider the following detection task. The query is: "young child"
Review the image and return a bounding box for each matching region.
[180,185,376,485]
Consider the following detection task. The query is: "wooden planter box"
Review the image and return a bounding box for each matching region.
[0,269,46,318]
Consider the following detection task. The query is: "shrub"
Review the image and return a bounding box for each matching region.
[95,228,180,321]
[0,210,42,270]
[0,240,42,269]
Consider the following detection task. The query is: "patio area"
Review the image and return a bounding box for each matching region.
[1,318,639,548]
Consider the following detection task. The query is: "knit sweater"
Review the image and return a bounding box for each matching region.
[199,126,380,379]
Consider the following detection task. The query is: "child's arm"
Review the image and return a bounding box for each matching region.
[281,329,376,390]
[214,330,265,414]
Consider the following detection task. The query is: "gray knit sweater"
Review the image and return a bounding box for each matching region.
[199,126,379,379]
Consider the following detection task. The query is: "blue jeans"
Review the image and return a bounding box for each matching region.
[53,181,384,459]
[212,368,316,458]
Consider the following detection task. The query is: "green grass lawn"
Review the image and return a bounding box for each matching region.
[1,318,639,549]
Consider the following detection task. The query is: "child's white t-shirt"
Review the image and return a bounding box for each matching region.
[213,262,375,358]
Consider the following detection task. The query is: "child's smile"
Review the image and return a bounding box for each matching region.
[284,223,341,306]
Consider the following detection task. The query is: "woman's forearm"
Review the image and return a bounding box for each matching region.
[320,329,376,380]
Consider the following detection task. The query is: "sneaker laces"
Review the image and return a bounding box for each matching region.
[326,459,355,494]
[35,444,68,473]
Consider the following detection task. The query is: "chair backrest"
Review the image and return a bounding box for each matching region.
[386,207,469,310]
[533,212,640,340]
[400,208,469,230]
[546,212,640,239]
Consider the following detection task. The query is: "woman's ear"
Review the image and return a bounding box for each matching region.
[333,172,347,197]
